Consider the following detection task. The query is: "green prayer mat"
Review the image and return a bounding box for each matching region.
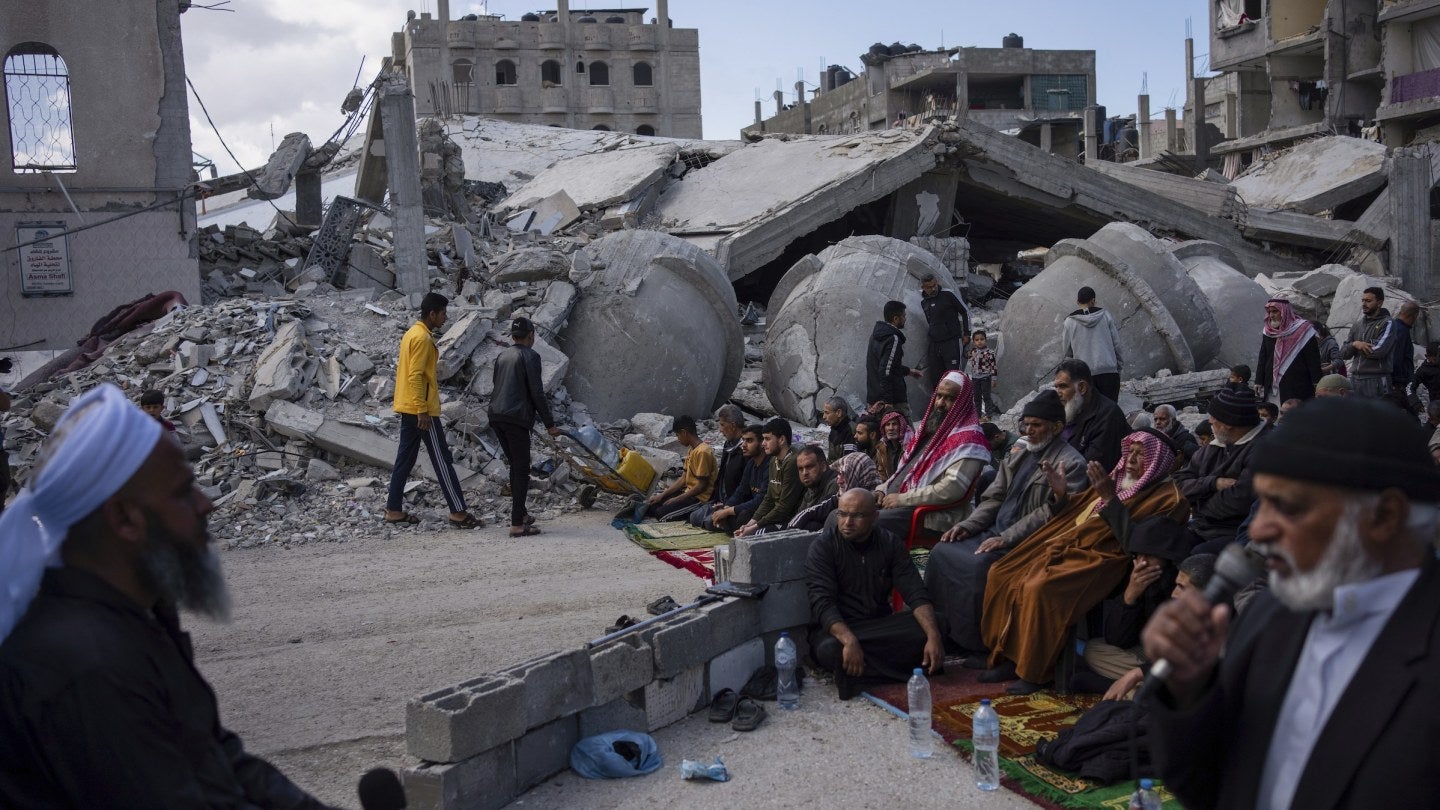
[623,521,731,551]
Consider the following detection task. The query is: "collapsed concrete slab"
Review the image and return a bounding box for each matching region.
[247,320,315,411]
[561,230,744,422]
[436,311,492,381]
[265,400,475,482]
[653,130,943,280]
[763,235,958,421]
[1085,160,1247,225]
[1229,136,1387,214]
[996,223,1224,405]
[500,142,679,212]
[1171,240,1268,371]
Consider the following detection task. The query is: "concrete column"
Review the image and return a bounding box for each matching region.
[1390,147,1436,299]
[955,69,968,120]
[437,0,449,21]
[1083,106,1099,162]
[1165,107,1178,152]
[795,80,811,134]
[657,0,672,137]
[1225,93,1238,139]
[379,82,428,295]
[1040,123,1053,153]
[1192,77,1209,161]
[559,0,574,129]
[294,170,322,228]
[774,90,784,115]
[754,100,762,125]
[1138,94,1152,159]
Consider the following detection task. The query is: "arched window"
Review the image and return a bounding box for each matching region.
[451,58,473,85]
[495,59,517,86]
[541,59,562,87]
[4,42,75,172]
[636,124,656,136]
[633,61,653,86]
[589,61,610,86]
[592,124,612,131]
[576,60,585,74]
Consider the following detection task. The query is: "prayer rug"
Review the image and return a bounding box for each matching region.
[865,668,1180,809]
[622,521,730,552]
[651,548,716,583]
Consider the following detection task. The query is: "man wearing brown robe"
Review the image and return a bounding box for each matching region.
[978,429,1190,694]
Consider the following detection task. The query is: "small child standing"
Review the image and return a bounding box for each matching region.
[138,389,176,432]
[1227,364,1252,393]
[966,329,1002,418]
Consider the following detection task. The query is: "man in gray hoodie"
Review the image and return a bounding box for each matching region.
[1061,286,1124,402]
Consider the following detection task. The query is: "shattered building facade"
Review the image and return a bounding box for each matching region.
[394,0,701,138]
[0,0,200,351]
[743,36,1095,157]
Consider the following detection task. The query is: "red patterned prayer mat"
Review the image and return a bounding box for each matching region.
[651,548,716,583]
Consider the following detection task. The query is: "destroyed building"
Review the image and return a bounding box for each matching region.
[744,34,1095,157]
[0,0,201,351]
[394,0,701,138]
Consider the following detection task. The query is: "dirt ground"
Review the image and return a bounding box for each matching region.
[191,509,1033,809]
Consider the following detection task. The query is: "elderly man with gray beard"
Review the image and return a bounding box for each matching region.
[925,390,1089,656]
[0,385,338,809]
[1142,397,1440,810]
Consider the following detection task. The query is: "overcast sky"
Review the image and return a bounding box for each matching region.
[182,0,1211,174]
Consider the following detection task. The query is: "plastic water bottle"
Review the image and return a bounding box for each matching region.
[574,425,619,467]
[972,698,1001,791]
[907,668,933,758]
[1128,778,1161,810]
[775,632,799,710]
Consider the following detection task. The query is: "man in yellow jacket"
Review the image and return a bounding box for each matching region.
[385,293,482,529]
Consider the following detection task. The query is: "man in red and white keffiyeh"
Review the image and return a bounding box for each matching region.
[873,371,991,538]
[1257,298,1322,402]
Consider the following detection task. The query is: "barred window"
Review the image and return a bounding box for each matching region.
[1030,75,1089,111]
[4,43,76,173]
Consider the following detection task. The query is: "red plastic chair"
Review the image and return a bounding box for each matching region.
[890,477,981,611]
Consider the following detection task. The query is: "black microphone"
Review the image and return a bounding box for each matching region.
[358,768,406,810]
[1144,543,1266,688]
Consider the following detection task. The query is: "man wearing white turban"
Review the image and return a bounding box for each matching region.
[0,384,336,808]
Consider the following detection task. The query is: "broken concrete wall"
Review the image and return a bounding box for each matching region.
[996,223,1225,405]
[561,230,743,422]
[763,236,957,422]
[1171,240,1268,371]
[500,143,679,213]
[1229,136,1387,214]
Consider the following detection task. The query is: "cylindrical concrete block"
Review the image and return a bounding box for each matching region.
[763,235,959,423]
[562,230,744,422]
[995,223,1221,405]
[1171,240,1266,372]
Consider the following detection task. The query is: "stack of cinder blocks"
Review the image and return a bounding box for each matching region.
[403,529,820,809]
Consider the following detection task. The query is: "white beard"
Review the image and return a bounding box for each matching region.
[1117,473,1139,491]
[1025,436,1053,454]
[1265,501,1382,612]
[1064,393,1085,424]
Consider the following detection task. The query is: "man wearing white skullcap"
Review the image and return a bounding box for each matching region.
[0,384,336,808]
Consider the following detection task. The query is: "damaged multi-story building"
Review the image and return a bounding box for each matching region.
[393,1,701,138]
[0,0,200,352]
[744,35,1095,157]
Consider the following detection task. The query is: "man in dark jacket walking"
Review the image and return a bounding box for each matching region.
[866,300,922,412]
[920,274,970,392]
[1054,359,1131,470]
[489,317,562,537]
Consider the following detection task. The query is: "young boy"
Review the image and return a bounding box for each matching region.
[1227,364,1252,393]
[1415,342,1440,407]
[965,329,1001,417]
[138,389,176,432]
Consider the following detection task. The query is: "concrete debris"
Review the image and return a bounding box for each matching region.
[996,223,1226,405]
[1230,137,1388,214]
[563,230,744,422]
[763,235,962,422]
[1170,240,1268,372]
[500,143,679,212]
[491,248,570,284]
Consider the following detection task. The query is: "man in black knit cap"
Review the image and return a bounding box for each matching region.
[1144,396,1440,810]
[1174,387,1270,554]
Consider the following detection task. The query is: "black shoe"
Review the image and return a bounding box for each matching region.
[646,595,681,615]
[978,661,1017,683]
[740,666,778,701]
[962,654,989,670]
[603,614,638,634]
[1007,678,1047,696]
[835,670,860,701]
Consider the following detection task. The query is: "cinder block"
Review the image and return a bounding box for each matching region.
[404,742,516,810]
[758,579,812,633]
[697,595,761,654]
[588,637,653,705]
[642,665,705,731]
[515,715,580,791]
[706,637,765,696]
[650,610,715,678]
[579,695,649,738]
[730,529,819,584]
[498,648,594,730]
[406,675,526,763]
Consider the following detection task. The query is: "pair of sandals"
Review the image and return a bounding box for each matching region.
[708,688,766,731]
[508,514,540,537]
[382,512,486,530]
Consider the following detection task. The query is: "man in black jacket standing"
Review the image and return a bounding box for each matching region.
[1053,359,1131,470]
[866,300,922,412]
[919,274,970,392]
[489,317,562,537]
